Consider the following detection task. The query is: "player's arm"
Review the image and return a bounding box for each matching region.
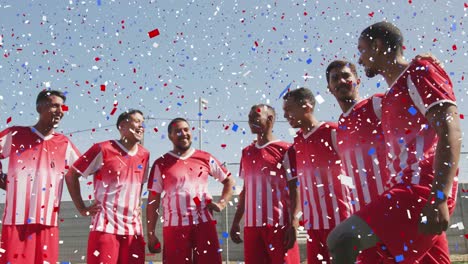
[419,103,461,235]
[65,167,100,217]
[146,191,162,253]
[0,172,6,190]
[210,176,235,212]
[284,147,301,249]
[230,185,245,244]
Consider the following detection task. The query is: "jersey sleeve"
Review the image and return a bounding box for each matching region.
[142,153,150,183]
[408,58,456,115]
[371,94,384,120]
[209,156,231,182]
[148,161,163,193]
[65,140,81,170]
[0,128,12,159]
[72,143,103,178]
[284,145,298,181]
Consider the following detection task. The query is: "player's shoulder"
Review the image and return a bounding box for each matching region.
[322,121,338,130]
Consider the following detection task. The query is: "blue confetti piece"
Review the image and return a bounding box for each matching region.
[278,82,292,99]
[306,58,312,64]
[137,164,143,170]
[376,82,380,88]
[222,232,229,238]
[451,23,456,31]
[386,194,392,199]
[232,124,238,132]
[395,255,404,262]
[437,190,444,200]
[368,148,376,155]
[198,112,202,117]
[97,0,101,5]
[408,106,417,116]
[403,243,408,251]
[177,102,182,106]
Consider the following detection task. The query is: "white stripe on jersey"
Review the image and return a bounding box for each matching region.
[328,170,341,228]
[355,149,371,205]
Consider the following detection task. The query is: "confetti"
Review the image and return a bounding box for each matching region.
[6,117,12,124]
[315,94,325,104]
[148,28,160,38]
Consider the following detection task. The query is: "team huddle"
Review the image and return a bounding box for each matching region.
[0,21,461,264]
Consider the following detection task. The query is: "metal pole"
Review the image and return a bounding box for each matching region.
[198,97,202,150]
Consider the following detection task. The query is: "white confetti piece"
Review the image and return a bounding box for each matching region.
[93,250,100,257]
[152,42,159,48]
[315,94,325,104]
[339,175,355,188]
[407,209,411,219]
[295,211,303,219]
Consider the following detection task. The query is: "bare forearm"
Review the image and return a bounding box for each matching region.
[232,190,245,225]
[219,177,234,206]
[432,131,461,197]
[146,193,160,236]
[288,180,301,227]
[65,171,86,212]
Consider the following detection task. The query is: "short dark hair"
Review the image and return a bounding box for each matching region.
[325,60,358,84]
[360,21,404,54]
[168,117,189,134]
[36,90,66,106]
[250,104,276,120]
[282,87,315,108]
[116,109,144,129]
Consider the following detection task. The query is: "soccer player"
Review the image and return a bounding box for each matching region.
[65,109,150,264]
[0,90,80,264]
[327,21,461,264]
[282,88,353,264]
[229,104,300,264]
[146,117,235,264]
[326,60,389,212]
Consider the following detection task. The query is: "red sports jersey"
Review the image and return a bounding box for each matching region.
[381,58,457,194]
[336,94,390,211]
[72,140,150,235]
[148,149,231,227]
[290,122,353,230]
[240,140,293,227]
[0,126,80,226]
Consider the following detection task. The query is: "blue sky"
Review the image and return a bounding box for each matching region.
[0,0,467,201]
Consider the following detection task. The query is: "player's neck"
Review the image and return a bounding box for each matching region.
[381,56,409,87]
[33,122,55,137]
[256,132,276,146]
[172,147,192,157]
[300,116,320,133]
[118,138,139,153]
[339,98,361,113]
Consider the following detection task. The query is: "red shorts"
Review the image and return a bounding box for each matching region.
[244,226,300,264]
[0,224,59,264]
[162,221,222,264]
[86,231,145,264]
[356,184,455,263]
[306,229,331,264]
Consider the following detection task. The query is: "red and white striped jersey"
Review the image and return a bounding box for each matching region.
[381,58,457,194]
[0,126,80,226]
[240,140,293,227]
[336,94,390,212]
[290,122,353,230]
[72,140,150,235]
[148,149,231,227]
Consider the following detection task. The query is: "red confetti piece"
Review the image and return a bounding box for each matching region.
[100,84,106,91]
[221,144,227,148]
[303,11,308,16]
[94,57,100,61]
[6,117,11,124]
[61,105,69,112]
[460,114,465,119]
[368,12,375,17]
[154,242,161,249]
[153,127,159,132]
[87,181,93,185]
[408,0,412,3]
[464,234,468,239]
[193,197,201,206]
[452,44,457,51]
[465,3,468,8]
[272,27,276,31]
[148,28,160,38]
[110,107,117,116]
[254,41,259,47]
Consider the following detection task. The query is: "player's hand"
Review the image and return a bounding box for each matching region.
[79,201,101,217]
[147,233,162,253]
[414,53,443,67]
[230,223,243,244]
[207,201,224,214]
[418,197,450,235]
[283,226,297,250]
